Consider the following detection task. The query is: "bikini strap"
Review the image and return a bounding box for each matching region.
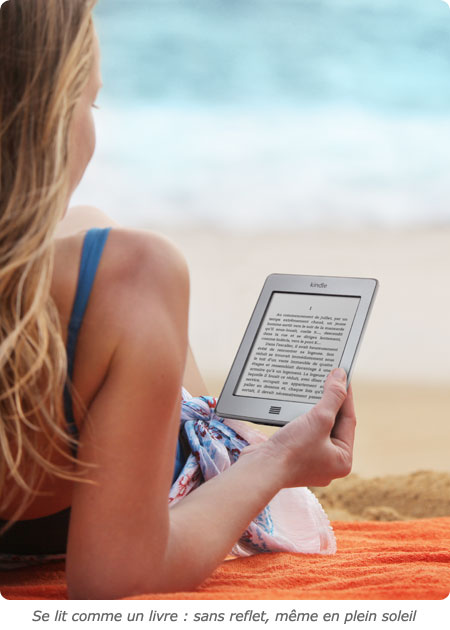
[63,227,112,450]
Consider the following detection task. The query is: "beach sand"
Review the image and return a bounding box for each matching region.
[151,224,450,520]
[311,470,450,521]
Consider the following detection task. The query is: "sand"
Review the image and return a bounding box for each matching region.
[150,225,450,521]
[311,470,450,521]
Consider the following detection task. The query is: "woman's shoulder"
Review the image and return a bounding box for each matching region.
[104,227,190,290]
[52,225,189,330]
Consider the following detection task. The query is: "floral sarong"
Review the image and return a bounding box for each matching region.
[170,388,336,557]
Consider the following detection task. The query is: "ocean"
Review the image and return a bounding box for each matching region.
[72,0,450,229]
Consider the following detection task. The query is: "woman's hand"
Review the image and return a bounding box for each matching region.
[241,368,356,489]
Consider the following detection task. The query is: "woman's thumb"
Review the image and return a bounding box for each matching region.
[316,368,348,418]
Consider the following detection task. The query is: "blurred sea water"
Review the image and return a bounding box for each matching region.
[72,0,450,229]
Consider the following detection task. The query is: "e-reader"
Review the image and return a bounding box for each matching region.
[215,274,378,426]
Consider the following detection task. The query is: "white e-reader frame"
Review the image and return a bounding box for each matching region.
[215,274,378,426]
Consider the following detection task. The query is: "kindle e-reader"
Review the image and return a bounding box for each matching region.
[215,274,378,426]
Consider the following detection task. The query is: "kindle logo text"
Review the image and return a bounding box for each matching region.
[311,282,327,288]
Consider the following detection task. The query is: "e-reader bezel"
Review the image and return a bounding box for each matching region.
[215,274,378,426]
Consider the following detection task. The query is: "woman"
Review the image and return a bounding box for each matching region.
[0,0,356,599]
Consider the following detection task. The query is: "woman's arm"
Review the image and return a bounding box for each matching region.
[63,222,355,600]
[66,230,192,599]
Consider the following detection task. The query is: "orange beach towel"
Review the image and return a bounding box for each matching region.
[1,518,449,600]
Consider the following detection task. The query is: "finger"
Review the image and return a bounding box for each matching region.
[330,383,356,451]
[314,368,348,422]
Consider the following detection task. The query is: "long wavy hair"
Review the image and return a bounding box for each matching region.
[0,0,98,532]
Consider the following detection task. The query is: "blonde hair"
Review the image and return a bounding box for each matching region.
[0,0,98,531]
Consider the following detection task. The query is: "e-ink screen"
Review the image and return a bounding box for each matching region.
[234,292,360,404]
